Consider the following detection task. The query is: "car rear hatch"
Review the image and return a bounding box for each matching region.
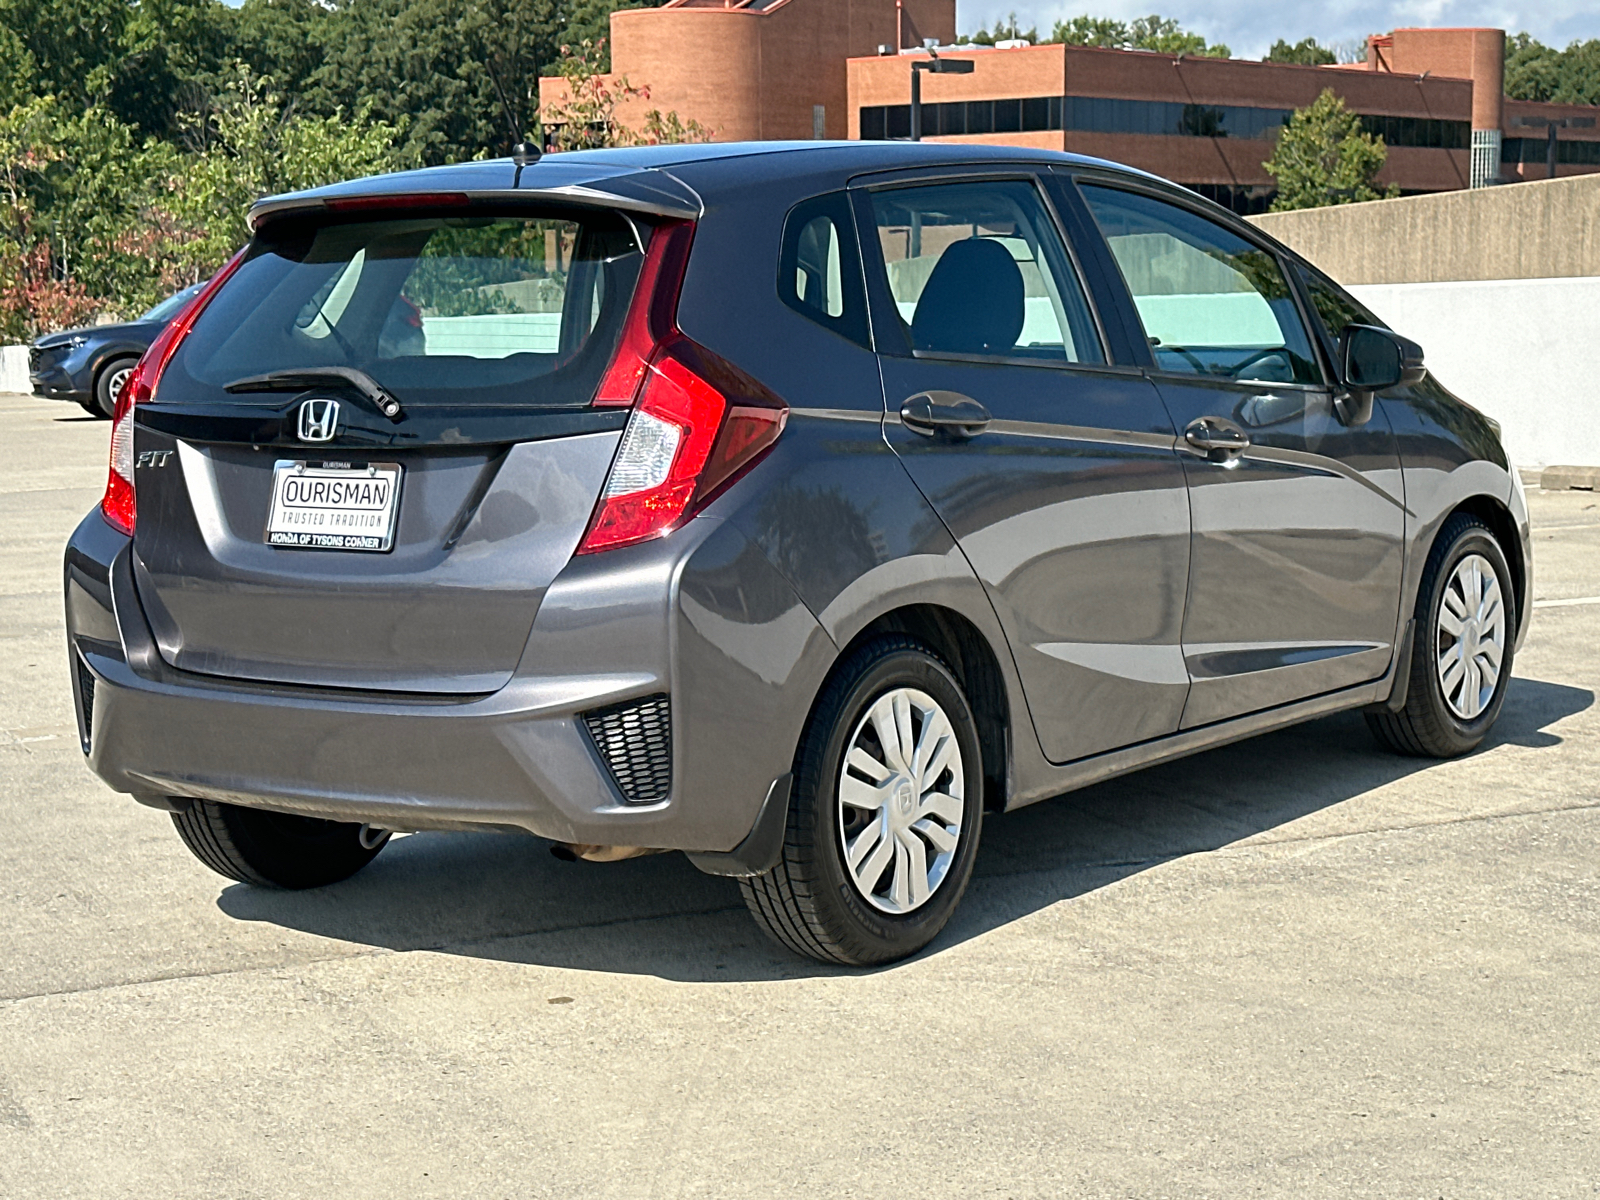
[127,172,695,693]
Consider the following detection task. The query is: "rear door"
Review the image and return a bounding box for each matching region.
[131,204,646,692]
[858,173,1193,765]
[1076,182,1406,727]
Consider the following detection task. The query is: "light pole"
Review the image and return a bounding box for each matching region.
[1518,115,1597,179]
[910,54,974,141]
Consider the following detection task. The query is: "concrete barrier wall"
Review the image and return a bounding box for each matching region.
[0,346,29,394]
[1348,276,1600,469]
[1249,176,1600,468]
[1248,173,1600,285]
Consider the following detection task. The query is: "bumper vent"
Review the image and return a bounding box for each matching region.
[76,657,95,751]
[581,694,671,804]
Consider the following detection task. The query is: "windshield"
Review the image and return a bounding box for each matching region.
[160,208,645,408]
[140,284,203,324]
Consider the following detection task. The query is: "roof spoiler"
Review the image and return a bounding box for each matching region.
[247,168,704,231]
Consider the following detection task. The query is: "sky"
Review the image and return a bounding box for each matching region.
[956,0,1600,61]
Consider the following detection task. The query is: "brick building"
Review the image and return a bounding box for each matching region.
[540,6,1600,212]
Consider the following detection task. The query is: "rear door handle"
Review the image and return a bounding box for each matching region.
[1183,415,1250,463]
[900,391,991,439]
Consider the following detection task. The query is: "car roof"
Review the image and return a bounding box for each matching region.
[248,141,1165,228]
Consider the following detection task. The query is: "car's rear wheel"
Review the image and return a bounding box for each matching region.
[740,636,984,966]
[171,799,389,889]
[1367,513,1515,758]
[93,356,139,418]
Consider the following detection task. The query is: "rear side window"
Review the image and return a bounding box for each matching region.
[164,208,644,407]
[866,179,1103,364]
[777,192,869,347]
[1081,185,1321,386]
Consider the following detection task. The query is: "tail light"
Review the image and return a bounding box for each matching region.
[578,224,787,554]
[101,250,246,536]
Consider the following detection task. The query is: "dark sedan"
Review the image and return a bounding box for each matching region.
[29,283,204,417]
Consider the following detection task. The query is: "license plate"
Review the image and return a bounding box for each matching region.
[266,461,402,552]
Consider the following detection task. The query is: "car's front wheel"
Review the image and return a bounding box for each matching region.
[740,636,984,966]
[1367,513,1515,758]
[171,800,389,889]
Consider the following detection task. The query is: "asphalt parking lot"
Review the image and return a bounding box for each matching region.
[1,389,1596,1197]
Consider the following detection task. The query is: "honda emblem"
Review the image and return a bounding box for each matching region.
[298,398,340,443]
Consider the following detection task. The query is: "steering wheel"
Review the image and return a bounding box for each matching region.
[1225,347,1290,381]
[1158,344,1212,375]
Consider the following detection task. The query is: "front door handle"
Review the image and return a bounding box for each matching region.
[900,391,991,439]
[1183,415,1250,463]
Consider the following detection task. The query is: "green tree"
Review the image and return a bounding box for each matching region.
[310,0,564,165]
[1047,13,1228,58]
[1504,33,1600,106]
[963,12,1039,45]
[1265,37,1335,65]
[0,23,38,110]
[166,66,416,276]
[226,0,334,108]
[1264,88,1398,210]
[540,38,711,150]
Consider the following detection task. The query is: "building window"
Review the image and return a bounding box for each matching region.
[861,96,1471,152]
[1063,96,1292,140]
[1186,184,1278,217]
[1500,136,1600,165]
[860,97,1062,140]
[1358,114,1470,150]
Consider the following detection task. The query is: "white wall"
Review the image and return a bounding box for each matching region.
[0,345,29,394]
[1348,276,1600,469]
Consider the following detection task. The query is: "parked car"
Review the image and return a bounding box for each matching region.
[29,283,205,417]
[63,143,1531,965]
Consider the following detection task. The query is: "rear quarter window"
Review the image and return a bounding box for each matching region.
[777,192,869,348]
[164,208,645,408]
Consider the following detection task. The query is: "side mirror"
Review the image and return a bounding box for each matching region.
[1336,325,1425,426]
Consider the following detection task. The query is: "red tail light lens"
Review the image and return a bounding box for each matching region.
[579,219,786,554]
[593,221,696,408]
[101,249,247,536]
[578,336,787,554]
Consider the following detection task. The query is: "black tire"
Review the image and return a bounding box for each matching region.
[76,399,104,418]
[93,356,139,418]
[1367,513,1515,758]
[740,636,985,966]
[171,799,387,889]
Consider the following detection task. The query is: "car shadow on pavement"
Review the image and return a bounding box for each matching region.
[217,676,1592,982]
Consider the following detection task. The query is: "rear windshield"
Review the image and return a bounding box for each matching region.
[161,208,644,407]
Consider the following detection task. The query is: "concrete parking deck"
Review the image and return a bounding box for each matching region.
[1,391,1596,1197]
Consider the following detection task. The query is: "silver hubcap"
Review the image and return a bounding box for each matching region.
[1437,553,1506,720]
[837,687,964,915]
[107,366,132,405]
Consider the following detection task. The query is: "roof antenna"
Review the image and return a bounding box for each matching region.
[512,137,541,187]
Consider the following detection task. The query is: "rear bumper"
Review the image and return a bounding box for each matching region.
[65,507,834,855]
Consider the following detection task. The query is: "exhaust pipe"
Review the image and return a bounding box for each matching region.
[549,843,668,863]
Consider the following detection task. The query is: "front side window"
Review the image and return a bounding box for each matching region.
[1081,185,1320,385]
[867,179,1103,364]
[1296,263,1382,347]
[777,192,869,346]
[166,208,643,408]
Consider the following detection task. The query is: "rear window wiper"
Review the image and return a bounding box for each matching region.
[225,367,404,421]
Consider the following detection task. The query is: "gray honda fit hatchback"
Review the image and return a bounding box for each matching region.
[64,142,1531,965]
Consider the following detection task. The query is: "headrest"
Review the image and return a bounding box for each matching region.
[910,238,1025,355]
